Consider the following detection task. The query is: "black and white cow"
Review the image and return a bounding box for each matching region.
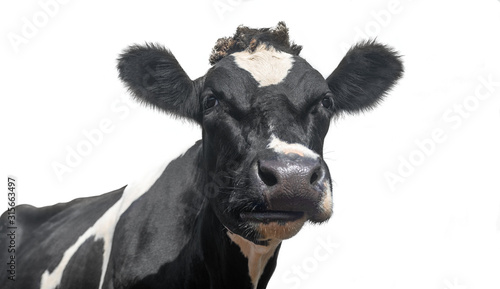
[0,22,403,289]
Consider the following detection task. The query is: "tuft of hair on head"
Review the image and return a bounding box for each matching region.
[209,21,302,65]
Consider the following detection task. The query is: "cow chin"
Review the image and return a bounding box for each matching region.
[223,214,308,244]
[252,197,333,241]
[254,214,308,241]
[239,207,331,243]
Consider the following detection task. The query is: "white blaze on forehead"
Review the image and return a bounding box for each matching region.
[267,134,319,159]
[232,44,294,87]
[40,160,170,289]
[227,231,281,289]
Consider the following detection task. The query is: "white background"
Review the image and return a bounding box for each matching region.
[1,0,500,288]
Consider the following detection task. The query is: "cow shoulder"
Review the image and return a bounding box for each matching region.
[104,141,206,287]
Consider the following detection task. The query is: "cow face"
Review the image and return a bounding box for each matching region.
[118,22,403,244]
[200,47,336,243]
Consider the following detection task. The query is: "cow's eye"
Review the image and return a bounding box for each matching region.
[204,95,219,110]
[321,96,333,109]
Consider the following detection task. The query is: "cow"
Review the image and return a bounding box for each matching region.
[0,22,403,289]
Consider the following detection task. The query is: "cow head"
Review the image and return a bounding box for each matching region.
[118,22,403,245]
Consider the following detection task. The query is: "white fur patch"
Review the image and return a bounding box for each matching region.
[267,134,319,159]
[321,181,333,216]
[227,232,280,289]
[233,45,294,87]
[39,161,170,289]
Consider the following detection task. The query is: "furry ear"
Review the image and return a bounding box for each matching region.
[327,40,404,115]
[117,43,202,123]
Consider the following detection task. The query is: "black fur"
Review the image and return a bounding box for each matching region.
[0,22,404,289]
[118,26,403,123]
[117,43,203,123]
[327,40,404,114]
[0,188,124,289]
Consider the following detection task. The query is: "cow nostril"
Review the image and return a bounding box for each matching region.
[310,171,319,185]
[258,164,278,187]
[310,167,323,185]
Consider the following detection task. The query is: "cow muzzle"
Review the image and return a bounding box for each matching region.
[241,152,333,240]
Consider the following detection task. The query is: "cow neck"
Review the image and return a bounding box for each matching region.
[173,144,281,289]
[195,204,281,289]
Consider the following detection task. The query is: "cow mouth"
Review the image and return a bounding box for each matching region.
[240,210,305,223]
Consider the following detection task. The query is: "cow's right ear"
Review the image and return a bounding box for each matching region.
[117,43,202,124]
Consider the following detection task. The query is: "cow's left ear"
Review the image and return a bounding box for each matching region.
[117,43,202,124]
[327,40,404,115]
